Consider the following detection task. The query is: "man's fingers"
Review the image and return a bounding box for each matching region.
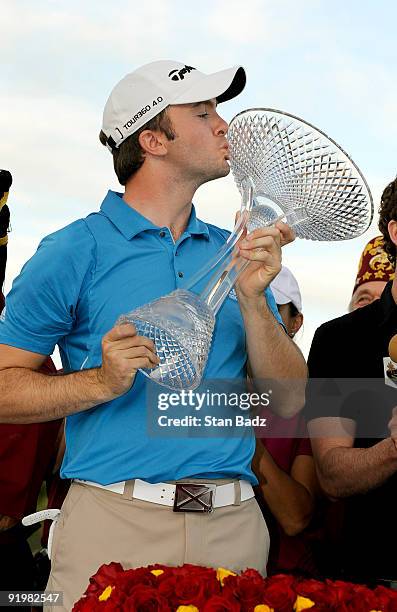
[122,345,160,365]
[105,323,137,342]
[129,357,160,371]
[242,226,281,241]
[104,324,157,354]
[275,221,295,246]
[105,334,156,353]
[238,231,282,266]
[239,234,280,252]
[233,213,294,248]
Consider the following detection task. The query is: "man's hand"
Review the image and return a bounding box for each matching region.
[97,323,159,398]
[388,406,397,452]
[235,219,295,301]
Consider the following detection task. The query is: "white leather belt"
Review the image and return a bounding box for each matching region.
[74,478,254,509]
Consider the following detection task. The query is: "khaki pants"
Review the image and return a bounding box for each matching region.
[46,480,270,611]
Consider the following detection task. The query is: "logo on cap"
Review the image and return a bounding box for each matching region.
[168,65,196,82]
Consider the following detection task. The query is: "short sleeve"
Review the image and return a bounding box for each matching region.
[0,220,95,355]
[305,323,359,423]
[296,436,313,456]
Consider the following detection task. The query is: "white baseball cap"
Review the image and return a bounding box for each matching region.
[101,60,246,152]
[270,266,302,312]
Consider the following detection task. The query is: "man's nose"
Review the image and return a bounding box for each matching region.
[215,114,229,136]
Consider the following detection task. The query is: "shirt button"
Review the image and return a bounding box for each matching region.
[159,230,166,237]
[178,271,184,278]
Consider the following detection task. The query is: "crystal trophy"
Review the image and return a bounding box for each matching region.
[118,109,373,390]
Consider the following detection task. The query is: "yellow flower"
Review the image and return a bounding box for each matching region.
[176,607,199,612]
[254,605,274,612]
[98,585,114,601]
[216,567,237,586]
[294,595,315,611]
[150,569,164,577]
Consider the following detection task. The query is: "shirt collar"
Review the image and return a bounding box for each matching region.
[100,190,210,241]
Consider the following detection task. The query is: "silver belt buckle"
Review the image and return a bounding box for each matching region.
[173,483,216,513]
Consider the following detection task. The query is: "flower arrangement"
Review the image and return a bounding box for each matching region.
[73,563,397,611]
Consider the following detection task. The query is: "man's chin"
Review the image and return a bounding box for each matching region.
[215,162,231,179]
[209,166,230,182]
[197,163,230,187]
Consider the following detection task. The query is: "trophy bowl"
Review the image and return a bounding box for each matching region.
[228,108,373,239]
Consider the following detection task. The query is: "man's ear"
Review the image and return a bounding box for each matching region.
[388,220,397,247]
[291,312,303,335]
[138,130,168,158]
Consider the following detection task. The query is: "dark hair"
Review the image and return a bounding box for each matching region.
[276,302,300,318]
[288,302,300,318]
[99,108,176,185]
[378,177,397,267]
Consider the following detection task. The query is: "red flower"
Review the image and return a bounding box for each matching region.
[174,575,219,608]
[239,570,265,581]
[327,578,361,604]
[222,569,266,611]
[175,564,218,581]
[146,564,178,582]
[158,575,182,609]
[296,577,339,607]
[116,567,157,594]
[126,584,171,611]
[260,574,297,612]
[98,589,127,611]
[157,564,220,608]
[73,583,128,611]
[147,563,173,573]
[262,586,295,610]
[346,584,382,612]
[202,594,242,611]
[84,562,124,597]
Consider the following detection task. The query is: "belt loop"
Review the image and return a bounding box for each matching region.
[122,480,135,501]
[233,480,241,506]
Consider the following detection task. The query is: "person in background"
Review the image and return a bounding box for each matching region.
[253,266,321,576]
[270,266,303,339]
[305,177,397,585]
[0,170,62,597]
[348,235,394,311]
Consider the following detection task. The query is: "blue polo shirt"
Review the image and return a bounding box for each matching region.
[0,190,281,485]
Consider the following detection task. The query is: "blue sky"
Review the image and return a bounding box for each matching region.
[1,0,396,358]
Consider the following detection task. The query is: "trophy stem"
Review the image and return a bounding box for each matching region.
[185,179,254,292]
[200,213,285,315]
